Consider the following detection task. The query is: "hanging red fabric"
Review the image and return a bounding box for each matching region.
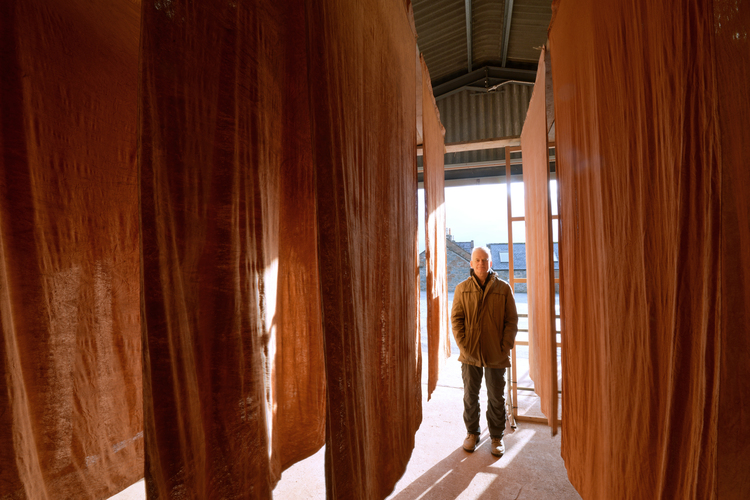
[421,55,451,401]
[0,1,143,498]
[549,0,750,497]
[521,48,559,435]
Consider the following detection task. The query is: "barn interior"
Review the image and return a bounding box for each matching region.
[1,0,748,499]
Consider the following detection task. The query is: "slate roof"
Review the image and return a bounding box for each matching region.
[420,239,560,272]
[453,240,474,256]
[418,238,472,263]
[487,242,559,271]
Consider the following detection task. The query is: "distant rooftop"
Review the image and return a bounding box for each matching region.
[487,242,559,271]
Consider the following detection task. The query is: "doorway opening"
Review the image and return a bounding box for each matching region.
[418,146,562,426]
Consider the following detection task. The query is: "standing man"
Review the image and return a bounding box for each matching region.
[451,246,518,457]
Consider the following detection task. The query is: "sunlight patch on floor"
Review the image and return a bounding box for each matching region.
[494,428,536,469]
[455,472,502,500]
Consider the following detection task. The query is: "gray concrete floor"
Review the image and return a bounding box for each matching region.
[111,292,578,500]
[272,352,579,500]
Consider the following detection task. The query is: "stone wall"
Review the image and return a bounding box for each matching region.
[446,249,470,292]
[419,249,471,293]
[420,240,561,295]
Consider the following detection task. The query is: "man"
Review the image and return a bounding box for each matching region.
[451,246,518,457]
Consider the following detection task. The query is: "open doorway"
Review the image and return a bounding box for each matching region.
[418,148,561,426]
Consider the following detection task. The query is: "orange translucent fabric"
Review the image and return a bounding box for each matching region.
[0,1,143,499]
[139,0,325,497]
[521,49,558,435]
[550,0,750,497]
[421,55,451,400]
[714,1,750,496]
[307,0,422,498]
[306,0,422,496]
[2,0,424,497]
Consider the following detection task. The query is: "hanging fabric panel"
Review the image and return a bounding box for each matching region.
[139,0,324,497]
[714,1,750,497]
[0,1,143,498]
[305,0,422,497]
[521,49,558,435]
[421,55,450,400]
[549,0,749,497]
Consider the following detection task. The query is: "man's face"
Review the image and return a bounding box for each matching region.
[470,248,491,282]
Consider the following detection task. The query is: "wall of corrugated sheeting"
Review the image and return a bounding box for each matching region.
[438,85,532,165]
[550,0,750,498]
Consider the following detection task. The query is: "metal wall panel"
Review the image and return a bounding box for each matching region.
[437,84,532,165]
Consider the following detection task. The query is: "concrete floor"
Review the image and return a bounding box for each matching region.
[111,294,579,499]
[273,354,579,500]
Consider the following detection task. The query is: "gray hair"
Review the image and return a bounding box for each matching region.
[471,246,491,259]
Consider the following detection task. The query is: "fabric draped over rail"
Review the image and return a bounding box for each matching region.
[520,48,558,435]
[549,0,750,498]
[420,56,450,401]
[0,1,143,499]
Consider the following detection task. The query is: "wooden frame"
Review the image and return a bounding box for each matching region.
[504,145,563,427]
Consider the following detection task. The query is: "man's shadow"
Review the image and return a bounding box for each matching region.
[389,430,522,500]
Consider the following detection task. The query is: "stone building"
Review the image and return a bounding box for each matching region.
[419,236,473,293]
[420,239,560,294]
[488,242,559,293]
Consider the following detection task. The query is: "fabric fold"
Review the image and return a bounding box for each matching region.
[139,0,324,496]
[0,1,143,498]
[521,48,559,435]
[421,55,450,401]
[306,0,422,497]
[549,0,748,497]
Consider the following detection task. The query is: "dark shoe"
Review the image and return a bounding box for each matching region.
[463,433,480,452]
[490,437,505,457]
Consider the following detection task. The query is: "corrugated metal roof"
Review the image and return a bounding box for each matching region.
[413,0,468,83]
[415,0,550,177]
[471,0,506,68]
[414,0,551,85]
[507,0,551,62]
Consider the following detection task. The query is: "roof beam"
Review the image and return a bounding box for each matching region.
[501,0,515,67]
[465,0,473,72]
[417,135,521,156]
[432,65,536,99]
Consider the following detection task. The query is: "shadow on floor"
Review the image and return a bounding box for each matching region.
[389,430,530,500]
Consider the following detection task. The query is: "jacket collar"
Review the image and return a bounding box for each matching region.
[470,268,496,288]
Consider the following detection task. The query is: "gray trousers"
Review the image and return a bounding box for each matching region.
[461,363,506,439]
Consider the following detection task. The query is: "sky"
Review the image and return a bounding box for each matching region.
[417,180,558,253]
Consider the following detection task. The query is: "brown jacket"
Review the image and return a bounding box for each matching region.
[451,270,519,369]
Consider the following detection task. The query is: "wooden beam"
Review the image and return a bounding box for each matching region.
[514,415,563,425]
[501,0,515,67]
[432,66,536,99]
[417,136,520,156]
[465,0,473,72]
